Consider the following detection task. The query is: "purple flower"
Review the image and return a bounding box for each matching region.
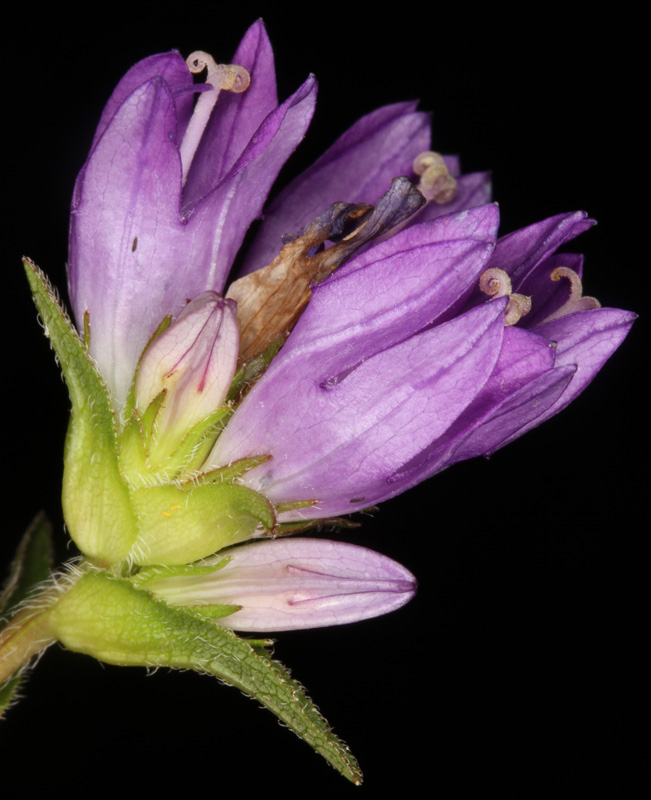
[67,20,488,413]
[61,21,634,633]
[68,22,316,411]
[209,205,635,520]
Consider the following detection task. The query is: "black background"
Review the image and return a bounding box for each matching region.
[4,5,643,795]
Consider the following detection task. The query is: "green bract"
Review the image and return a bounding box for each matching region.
[46,569,361,784]
[24,260,275,570]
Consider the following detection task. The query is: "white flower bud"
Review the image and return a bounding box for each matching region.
[135,292,238,454]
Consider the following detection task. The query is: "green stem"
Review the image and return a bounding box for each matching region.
[0,603,56,684]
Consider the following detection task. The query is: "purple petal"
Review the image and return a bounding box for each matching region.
[443,155,461,176]
[183,20,279,208]
[210,299,507,518]
[478,307,635,452]
[460,211,595,316]
[272,204,499,385]
[240,102,431,274]
[447,324,557,436]
[91,52,194,150]
[460,365,577,458]
[69,68,315,409]
[506,307,637,436]
[518,253,584,329]
[150,539,416,632]
[69,76,187,408]
[394,366,577,488]
[336,201,499,278]
[411,171,492,224]
[180,76,317,293]
[492,210,595,290]
[442,303,636,459]
[384,325,565,486]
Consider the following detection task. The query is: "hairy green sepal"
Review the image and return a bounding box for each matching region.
[25,260,137,566]
[24,261,276,569]
[49,572,362,784]
[129,481,275,566]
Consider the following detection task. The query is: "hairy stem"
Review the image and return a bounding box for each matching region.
[0,603,56,684]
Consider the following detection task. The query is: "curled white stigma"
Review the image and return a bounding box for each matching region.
[539,266,601,323]
[479,267,532,326]
[180,51,251,182]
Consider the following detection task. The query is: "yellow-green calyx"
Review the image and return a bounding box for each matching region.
[25,260,276,570]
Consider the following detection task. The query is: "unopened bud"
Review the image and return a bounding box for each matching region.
[146,538,417,631]
[135,292,239,462]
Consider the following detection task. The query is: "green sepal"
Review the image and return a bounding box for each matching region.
[0,513,55,717]
[183,604,241,620]
[121,311,231,475]
[122,313,172,420]
[49,571,362,784]
[227,335,286,403]
[131,561,239,619]
[274,498,320,514]
[245,638,275,648]
[191,454,272,485]
[276,516,361,536]
[117,414,150,480]
[163,404,233,476]
[0,512,53,616]
[120,402,233,483]
[82,310,91,347]
[129,481,276,565]
[138,389,167,451]
[24,260,138,567]
[131,558,230,588]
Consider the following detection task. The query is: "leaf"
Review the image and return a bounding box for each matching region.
[50,572,362,783]
[0,512,53,616]
[0,512,54,717]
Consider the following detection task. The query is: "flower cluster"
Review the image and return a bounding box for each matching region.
[60,20,633,627]
[2,20,634,782]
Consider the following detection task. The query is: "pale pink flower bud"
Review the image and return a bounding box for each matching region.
[135,291,238,447]
[147,538,417,631]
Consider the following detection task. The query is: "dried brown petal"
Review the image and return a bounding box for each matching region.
[228,177,425,362]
